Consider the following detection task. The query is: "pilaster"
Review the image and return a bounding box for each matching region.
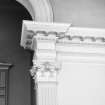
[20,20,105,105]
[27,24,62,105]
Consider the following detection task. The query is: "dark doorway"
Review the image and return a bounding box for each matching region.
[0,0,33,105]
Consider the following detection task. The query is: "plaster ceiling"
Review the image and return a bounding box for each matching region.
[50,0,105,28]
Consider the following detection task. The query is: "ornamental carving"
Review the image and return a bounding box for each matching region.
[30,60,61,79]
[25,30,105,47]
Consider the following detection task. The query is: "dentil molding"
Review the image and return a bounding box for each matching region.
[21,20,105,64]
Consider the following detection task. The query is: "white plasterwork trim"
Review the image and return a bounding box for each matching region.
[16,0,53,22]
[30,60,61,82]
[20,22,105,64]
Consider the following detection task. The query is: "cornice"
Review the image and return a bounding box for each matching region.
[21,21,105,47]
[22,30,105,52]
[20,21,105,64]
[25,30,105,43]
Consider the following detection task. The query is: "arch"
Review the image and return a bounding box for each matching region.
[16,0,53,22]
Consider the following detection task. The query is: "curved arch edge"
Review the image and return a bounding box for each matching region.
[16,0,54,22]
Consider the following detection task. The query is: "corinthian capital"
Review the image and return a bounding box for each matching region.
[30,60,61,82]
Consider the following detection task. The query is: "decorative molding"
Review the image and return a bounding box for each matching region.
[16,0,53,22]
[21,21,105,49]
[0,62,13,70]
[20,22,105,105]
[20,20,71,49]
[30,60,61,82]
[25,30,105,44]
[20,21,105,64]
[30,60,60,105]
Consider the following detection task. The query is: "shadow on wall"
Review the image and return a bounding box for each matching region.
[0,1,33,105]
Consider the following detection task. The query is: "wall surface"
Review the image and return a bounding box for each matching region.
[50,0,105,28]
[58,62,105,105]
[0,1,32,105]
[49,0,105,104]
